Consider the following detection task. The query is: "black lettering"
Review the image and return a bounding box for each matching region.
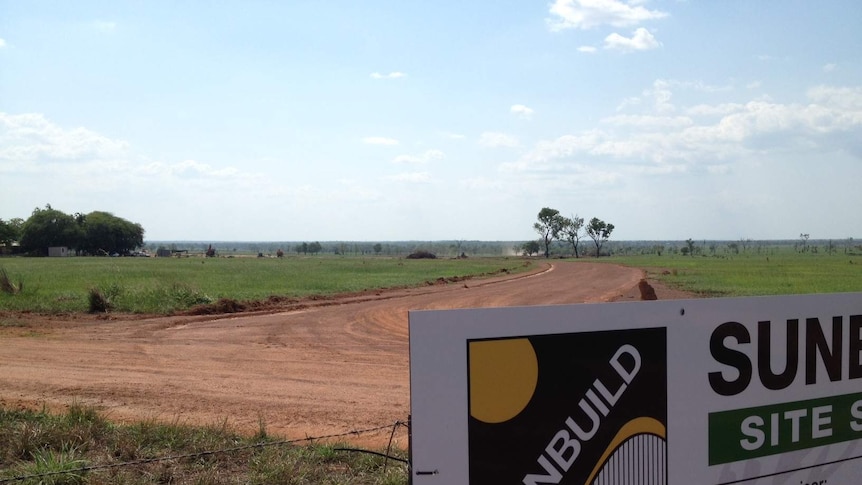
[805,317,842,385]
[851,315,862,379]
[709,321,752,396]
[758,320,798,390]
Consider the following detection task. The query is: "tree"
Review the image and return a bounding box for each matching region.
[308,241,323,255]
[373,243,382,255]
[560,215,584,258]
[685,238,696,257]
[799,233,810,253]
[79,211,144,255]
[586,217,615,258]
[19,206,83,255]
[0,218,24,247]
[521,240,541,256]
[533,207,565,258]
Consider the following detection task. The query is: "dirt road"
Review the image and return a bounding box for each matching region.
[0,261,679,446]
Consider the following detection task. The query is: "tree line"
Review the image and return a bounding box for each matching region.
[0,205,144,256]
[526,207,615,258]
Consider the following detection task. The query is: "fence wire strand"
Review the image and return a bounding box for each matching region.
[0,420,409,484]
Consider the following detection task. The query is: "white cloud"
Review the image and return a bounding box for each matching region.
[0,38,6,48]
[478,132,520,148]
[823,63,837,73]
[392,149,445,164]
[604,27,661,52]
[643,79,675,113]
[616,96,641,111]
[370,71,406,79]
[0,112,129,167]
[514,85,862,174]
[686,103,745,117]
[361,136,399,145]
[510,104,535,119]
[547,0,668,31]
[746,81,762,90]
[602,114,693,130]
[578,45,597,53]
[807,85,862,112]
[385,171,431,183]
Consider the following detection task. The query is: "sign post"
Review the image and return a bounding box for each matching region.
[409,293,862,484]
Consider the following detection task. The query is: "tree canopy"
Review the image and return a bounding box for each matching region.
[18,205,144,256]
[586,217,615,258]
[533,207,566,258]
[20,206,82,255]
[0,218,24,247]
[79,211,145,255]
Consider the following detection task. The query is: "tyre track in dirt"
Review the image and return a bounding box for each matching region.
[0,261,646,446]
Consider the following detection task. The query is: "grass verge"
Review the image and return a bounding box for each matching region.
[0,405,408,484]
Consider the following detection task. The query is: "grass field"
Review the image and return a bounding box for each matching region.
[0,256,531,314]
[606,250,862,296]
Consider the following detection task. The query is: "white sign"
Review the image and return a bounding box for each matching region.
[409,293,862,484]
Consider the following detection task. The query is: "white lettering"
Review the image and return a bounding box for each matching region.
[586,388,610,416]
[740,416,765,451]
[545,429,580,472]
[812,405,833,439]
[784,409,807,443]
[610,344,641,384]
[566,401,600,441]
[851,400,862,432]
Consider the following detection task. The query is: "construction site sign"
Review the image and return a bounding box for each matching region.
[408,293,862,484]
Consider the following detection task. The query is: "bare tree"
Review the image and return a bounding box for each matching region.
[561,214,585,258]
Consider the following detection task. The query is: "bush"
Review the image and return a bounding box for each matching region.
[406,250,436,259]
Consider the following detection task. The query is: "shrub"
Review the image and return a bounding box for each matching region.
[406,250,436,259]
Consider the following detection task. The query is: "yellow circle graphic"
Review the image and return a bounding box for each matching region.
[469,338,539,424]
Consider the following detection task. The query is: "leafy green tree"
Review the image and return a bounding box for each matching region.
[521,240,541,256]
[308,241,323,255]
[0,218,24,247]
[533,207,566,258]
[373,243,382,255]
[561,214,585,258]
[586,217,615,258]
[79,211,145,255]
[20,206,83,255]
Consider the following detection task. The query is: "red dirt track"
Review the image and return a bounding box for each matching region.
[0,262,689,446]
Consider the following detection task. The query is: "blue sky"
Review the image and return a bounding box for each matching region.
[1,1,861,241]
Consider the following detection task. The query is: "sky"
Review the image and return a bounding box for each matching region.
[1,1,861,242]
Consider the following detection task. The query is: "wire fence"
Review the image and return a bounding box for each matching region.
[0,419,410,484]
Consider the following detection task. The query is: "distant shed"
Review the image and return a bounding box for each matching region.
[48,246,70,257]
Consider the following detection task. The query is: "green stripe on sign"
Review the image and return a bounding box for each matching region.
[708,392,862,465]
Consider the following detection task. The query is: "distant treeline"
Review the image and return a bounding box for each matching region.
[145,240,524,257]
[145,238,861,258]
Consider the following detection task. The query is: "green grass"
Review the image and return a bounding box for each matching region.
[0,405,407,484]
[604,251,862,297]
[0,256,531,314]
